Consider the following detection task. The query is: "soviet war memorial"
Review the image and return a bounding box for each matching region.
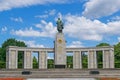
[6,18,115,70]
[0,18,119,80]
[1,0,120,80]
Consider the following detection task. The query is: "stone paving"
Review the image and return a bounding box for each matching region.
[27,78,96,80]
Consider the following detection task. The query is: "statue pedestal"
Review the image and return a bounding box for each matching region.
[54,33,66,68]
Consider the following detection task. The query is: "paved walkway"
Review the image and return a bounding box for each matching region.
[27,78,96,80]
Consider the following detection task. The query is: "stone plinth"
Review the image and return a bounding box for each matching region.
[54,33,66,68]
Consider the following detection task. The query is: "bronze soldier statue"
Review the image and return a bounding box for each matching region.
[56,18,63,33]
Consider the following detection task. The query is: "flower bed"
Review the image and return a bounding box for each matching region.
[100,78,120,80]
[0,78,25,80]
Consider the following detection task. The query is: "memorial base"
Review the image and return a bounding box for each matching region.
[55,65,66,68]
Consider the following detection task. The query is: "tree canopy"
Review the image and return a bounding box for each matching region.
[33,56,38,69]
[114,42,120,62]
[96,43,110,47]
[2,38,27,48]
[0,38,27,62]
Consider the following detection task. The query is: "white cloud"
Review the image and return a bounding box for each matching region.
[11,27,41,37]
[0,0,72,12]
[10,17,23,22]
[35,15,48,19]
[83,0,120,18]
[11,13,120,41]
[110,16,120,21]
[64,15,105,41]
[57,12,63,19]
[1,26,7,32]
[47,9,56,16]
[54,12,63,22]
[24,40,44,48]
[11,20,57,38]
[118,37,120,42]
[64,14,120,41]
[67,41,84,48]
[35,9,56,19]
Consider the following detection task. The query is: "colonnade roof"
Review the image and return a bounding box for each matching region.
[7,46,114,53]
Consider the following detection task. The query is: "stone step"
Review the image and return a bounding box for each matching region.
[0,69,120,78]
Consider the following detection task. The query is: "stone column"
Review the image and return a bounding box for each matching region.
[24,51,32,69]
[79,51,82,69]
[103,50,114,68]
[39,51,47,69]
[88,50,97,69]
[73,51,82,69]
[103,50,109,68]
[6,50,18,69]
[6,49,9,69]
[110,49,114,68]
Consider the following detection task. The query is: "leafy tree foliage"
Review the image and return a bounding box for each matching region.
[1,38,27,61]
[0,38,27,68]
[96,43,110,47]
[48,59,54,68]
[114,42,120,68]
[2,38,27,48]
[33,56,38,63]
[114,42,120,60]
[33,56,38,69]
[82,53,88,68]
[67,56,73,68]
[0,48,1,56]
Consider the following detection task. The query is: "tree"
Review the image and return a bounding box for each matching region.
[48,59,54,68]
[96,43,110,47]
[67,56,73,68]
[1,38,27,61]
[33,56,38,69]
[0,48,2,61]
[0,38,27,68]
[33,56,38,63]
[114,42,120,68]
[2,38,27,49]
[82,53,88,68]
[114,42,120,60]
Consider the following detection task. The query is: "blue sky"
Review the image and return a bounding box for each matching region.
[0,0,120,49]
